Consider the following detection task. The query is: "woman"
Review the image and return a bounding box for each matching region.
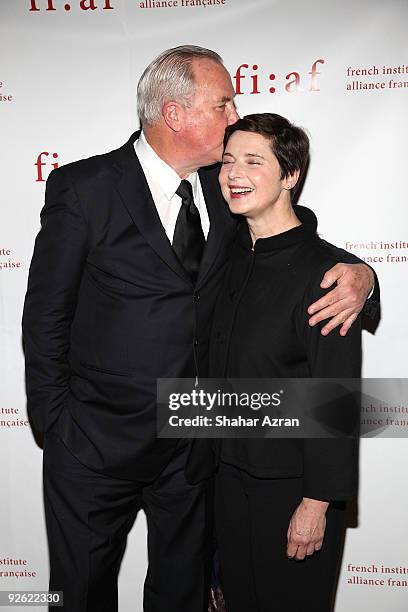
[210,113,361,612]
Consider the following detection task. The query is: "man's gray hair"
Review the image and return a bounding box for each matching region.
[137,45,224,126]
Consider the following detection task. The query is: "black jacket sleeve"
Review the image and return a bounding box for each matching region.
[297,264,362,501]
[22,168,89,432]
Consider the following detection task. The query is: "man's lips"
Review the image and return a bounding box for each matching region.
[228,185,254,199]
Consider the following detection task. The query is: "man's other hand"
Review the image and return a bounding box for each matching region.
[308,263,374,336]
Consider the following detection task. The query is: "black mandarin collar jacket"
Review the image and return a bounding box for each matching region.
[209,205,361,501]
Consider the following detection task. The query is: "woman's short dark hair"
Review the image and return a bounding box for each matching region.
[223,113,310,201]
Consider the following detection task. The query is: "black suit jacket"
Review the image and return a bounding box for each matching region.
[22,131,238,481]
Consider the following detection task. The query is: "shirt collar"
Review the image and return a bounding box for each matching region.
[237,205,318,253]
[135,131,198,200]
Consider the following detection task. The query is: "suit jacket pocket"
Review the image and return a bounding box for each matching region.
[79,361,133,377]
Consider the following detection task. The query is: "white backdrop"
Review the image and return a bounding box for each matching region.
[1,0,407,610]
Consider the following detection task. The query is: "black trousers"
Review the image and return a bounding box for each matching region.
[215,463,347,612]
[43,432,213,612]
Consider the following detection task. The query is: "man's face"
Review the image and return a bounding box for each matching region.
[182,59,239,168]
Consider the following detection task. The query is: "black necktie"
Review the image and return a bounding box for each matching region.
[172,180,205,282]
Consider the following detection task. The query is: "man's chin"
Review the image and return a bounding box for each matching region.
[206,144,224,165]
[205,150,224,168]
[200,158,222,168]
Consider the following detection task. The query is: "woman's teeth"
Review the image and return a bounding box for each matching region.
[230,187,254,194]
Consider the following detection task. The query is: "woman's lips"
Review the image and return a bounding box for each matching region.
[229,185,254,199]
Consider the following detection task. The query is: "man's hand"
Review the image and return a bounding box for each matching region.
[308,263,374,336]
[286,498,329,561]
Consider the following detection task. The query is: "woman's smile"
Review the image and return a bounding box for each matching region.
[228,185,255,199]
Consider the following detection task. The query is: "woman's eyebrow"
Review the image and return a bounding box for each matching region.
[245,152,265,159]
[223,152,265,159]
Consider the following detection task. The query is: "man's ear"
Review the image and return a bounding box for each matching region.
[162,101,185,132]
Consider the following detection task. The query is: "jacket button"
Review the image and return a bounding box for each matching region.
[193,291,200,302]
[193,339,199,347]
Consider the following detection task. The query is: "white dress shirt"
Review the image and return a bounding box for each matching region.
[134,132,210,242]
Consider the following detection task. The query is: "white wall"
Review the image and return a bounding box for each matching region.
[1,1,407,609]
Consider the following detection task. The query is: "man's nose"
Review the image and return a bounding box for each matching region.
[227,104,240,125]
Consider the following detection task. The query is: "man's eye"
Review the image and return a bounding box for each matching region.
[222,160,232,165]
[248,161,261,165]
[217,105,226,110]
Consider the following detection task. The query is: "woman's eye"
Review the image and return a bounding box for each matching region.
[222,160,233,165]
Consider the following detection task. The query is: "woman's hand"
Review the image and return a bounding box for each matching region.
[286,497,329,561]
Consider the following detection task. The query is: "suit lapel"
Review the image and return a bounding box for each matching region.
[113,132,237,287]
[197,165,237,288]
[113,132,191,283]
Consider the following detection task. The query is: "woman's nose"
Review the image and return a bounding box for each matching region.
[228,162,243,179]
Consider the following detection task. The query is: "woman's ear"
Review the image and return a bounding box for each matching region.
[284,169,300,191]
[162,101,185,133]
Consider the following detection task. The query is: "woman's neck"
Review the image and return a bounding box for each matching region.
[247,202,301,247]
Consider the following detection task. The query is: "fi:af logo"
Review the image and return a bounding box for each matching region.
[30,0,114,11]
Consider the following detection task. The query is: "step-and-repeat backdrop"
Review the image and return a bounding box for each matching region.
[1,0,407,610]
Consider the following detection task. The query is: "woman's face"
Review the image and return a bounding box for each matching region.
[219,130,288,218]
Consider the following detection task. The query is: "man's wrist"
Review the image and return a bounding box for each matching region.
[302,497,330,511]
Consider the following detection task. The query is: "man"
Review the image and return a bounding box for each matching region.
[22,45,376,612]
